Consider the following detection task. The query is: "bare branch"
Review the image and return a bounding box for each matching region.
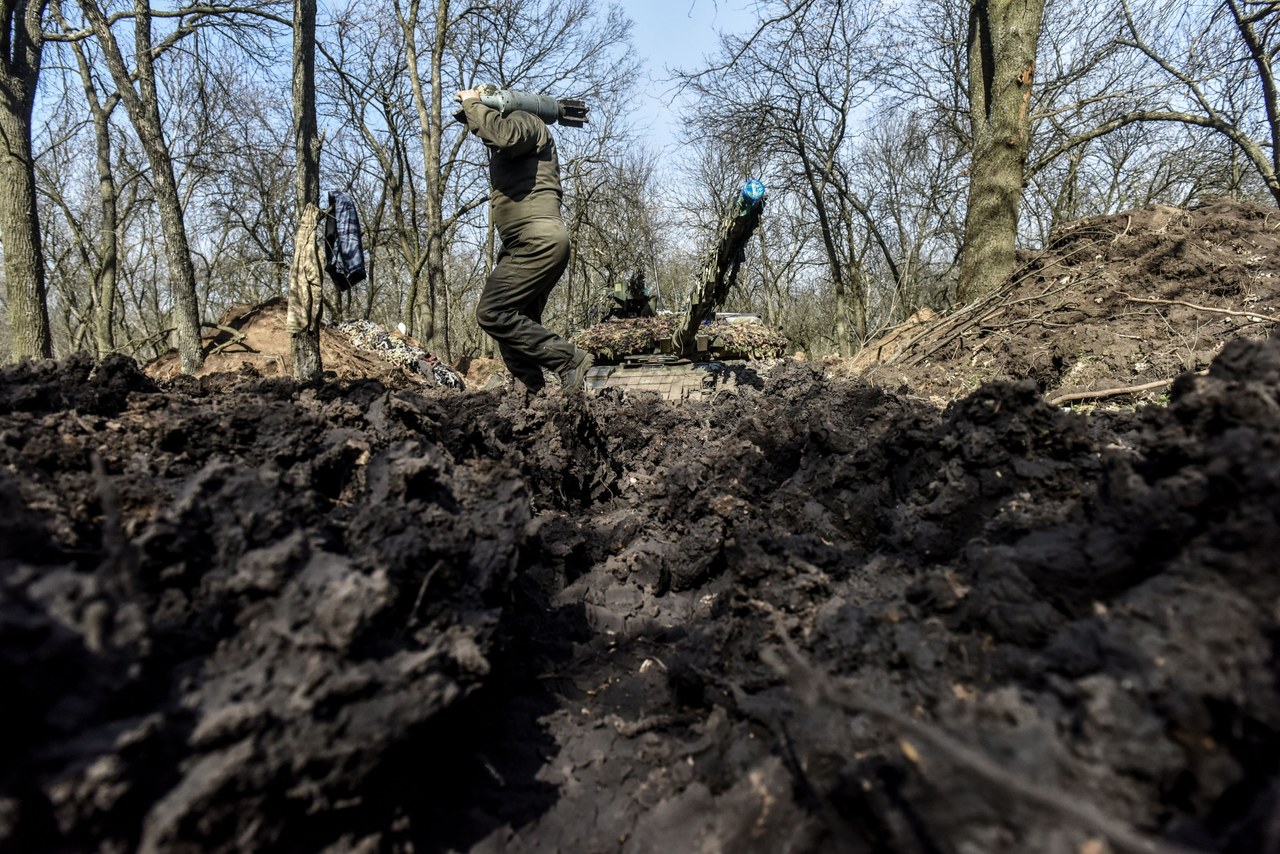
[46,2,290,42]
[1122,293,1280,323]
[1048,377,1176,406]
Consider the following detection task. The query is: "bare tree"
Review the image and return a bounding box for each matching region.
[196,71,295,304]
[0,0,52,360]
[1116,0,1280,206]
[74,0,208,371]
[853,110,968,323]
[395,0,448,350]
[1023,0,1280,216]
[64,0,290,371]
[45,1,124,356]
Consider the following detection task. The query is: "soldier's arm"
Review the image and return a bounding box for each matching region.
[458,97,543,156]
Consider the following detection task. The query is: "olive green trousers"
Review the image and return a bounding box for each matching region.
[476,217,576,390]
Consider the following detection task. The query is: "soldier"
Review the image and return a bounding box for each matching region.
[454,88,594,392]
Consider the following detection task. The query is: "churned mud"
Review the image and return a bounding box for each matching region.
[2,200,1279,853]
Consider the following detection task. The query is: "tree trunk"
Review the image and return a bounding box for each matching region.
[64,24,123,359]
[142,123,203,373]
[0,0,51,361]
[1227,0,1280,208]
[798,141,853,356]
[957,0,1045,304]
[90,102,119,357]
[401,0,448,352]
[79,0,204,372]
[291,0,322,382]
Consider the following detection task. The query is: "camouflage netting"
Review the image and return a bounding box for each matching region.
[573,315,789,361]
[334,320,465,388]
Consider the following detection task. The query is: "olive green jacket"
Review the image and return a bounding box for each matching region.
[459,99,563,234]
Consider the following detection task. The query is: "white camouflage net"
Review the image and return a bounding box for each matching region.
[332,319,466,389]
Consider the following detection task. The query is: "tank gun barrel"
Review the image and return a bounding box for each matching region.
[671,179,767,356]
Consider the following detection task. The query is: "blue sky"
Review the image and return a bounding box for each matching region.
[621,0,757,150]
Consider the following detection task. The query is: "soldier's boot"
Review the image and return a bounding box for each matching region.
[559,349,594,391]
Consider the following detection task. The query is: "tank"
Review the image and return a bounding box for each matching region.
[576,179,787,401]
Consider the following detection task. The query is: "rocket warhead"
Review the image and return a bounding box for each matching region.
[474,84,590,127]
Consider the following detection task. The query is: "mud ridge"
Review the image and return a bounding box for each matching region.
[1,332,1279,851]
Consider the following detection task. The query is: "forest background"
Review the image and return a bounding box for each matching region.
[2,0,1278,370]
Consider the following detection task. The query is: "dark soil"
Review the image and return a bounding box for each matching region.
[3,201,1280,853]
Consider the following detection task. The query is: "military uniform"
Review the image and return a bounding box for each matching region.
[459,97,588,391]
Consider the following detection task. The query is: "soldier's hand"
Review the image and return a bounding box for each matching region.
[455,89,480,102]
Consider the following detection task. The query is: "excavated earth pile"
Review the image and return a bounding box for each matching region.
[853,199,1280,405]
[2,333,1278,853]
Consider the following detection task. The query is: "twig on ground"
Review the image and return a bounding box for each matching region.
[609,712,698,738]
[1048,378,1178,406]
[209,341,251,356]
[90,452,139,598]
[1121,294,1280,324]
[982,318,1071,332]
[406,565,440,631]
[1111,215,1133,244]
[201,323,252,356]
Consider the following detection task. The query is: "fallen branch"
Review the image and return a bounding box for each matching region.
[210,338,251,356]
[120,326,176,358]
[1121,294,1280,324]
[1047,378,1177,407]
[202,322,248,337]
[199,322,252,356]
[982,317,1072,332]
[1000,280,1081,311]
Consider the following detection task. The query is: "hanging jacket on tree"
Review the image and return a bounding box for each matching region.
[324,190,366,291]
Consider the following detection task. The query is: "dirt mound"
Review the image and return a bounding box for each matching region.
[2,200,1279,852]
[0,355,518,850]
[454,355,511,390]
[853,198,1280,407]
[145,299,459,388]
